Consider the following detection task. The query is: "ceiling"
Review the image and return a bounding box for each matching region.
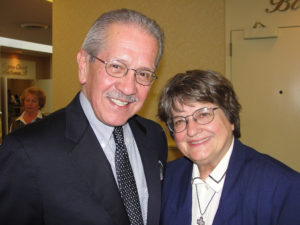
[0,0,52,47]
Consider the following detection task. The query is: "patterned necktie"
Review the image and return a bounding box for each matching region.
[113,126,144,225]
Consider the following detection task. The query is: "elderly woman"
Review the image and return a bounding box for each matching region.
[158,70,300,225]
[10,86,46,132]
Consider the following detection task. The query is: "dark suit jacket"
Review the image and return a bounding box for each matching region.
[0,93,168,225]
[160,139,300,225]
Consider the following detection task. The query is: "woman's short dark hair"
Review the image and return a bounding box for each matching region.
[158,70,241,138]
[20,86,46,109]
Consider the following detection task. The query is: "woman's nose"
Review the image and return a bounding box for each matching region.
[186,118,203,137]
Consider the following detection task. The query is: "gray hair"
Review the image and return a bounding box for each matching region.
[81,8,164,68]
[158,70,242,139]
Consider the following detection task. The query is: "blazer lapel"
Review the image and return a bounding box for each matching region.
[65,94,130,225]
[129,117,162,225]
[213,139,246,224]
[169,159,193,224]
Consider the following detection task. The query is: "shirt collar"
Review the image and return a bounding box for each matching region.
[36,110,43,119]
[15,110,43,124]
[79,91,130,149]
[79,91,114,149]
[192,137,234,192]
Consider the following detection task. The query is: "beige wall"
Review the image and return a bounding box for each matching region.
[53,0,225,146]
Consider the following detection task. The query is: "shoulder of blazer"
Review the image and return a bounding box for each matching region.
[228,139,300,185]
[11,93,86,143]
[64,93,90,142]
[165,157,193,179]
[11,107,66,138]
[129,114,168,163]
[129,114,165,135]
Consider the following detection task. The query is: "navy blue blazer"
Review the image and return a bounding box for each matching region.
[160,139,300,225]
[0,93,168,225]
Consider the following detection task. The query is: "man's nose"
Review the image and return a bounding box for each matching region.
[116,69,137,95]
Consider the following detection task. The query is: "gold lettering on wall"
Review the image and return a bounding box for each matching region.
[266,0,300,13]
[2,63,28,75]
[1,58,36,79]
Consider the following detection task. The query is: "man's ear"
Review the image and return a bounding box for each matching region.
[77,49,89,84]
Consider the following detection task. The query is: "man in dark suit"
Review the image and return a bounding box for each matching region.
[158,70,300,225]
[0,9,168,225]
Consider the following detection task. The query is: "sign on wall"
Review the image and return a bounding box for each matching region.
[1,58,36,79]
[266,0,300,13]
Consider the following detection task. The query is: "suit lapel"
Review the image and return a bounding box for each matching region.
[65,94,130,225]
[129,117,161,225]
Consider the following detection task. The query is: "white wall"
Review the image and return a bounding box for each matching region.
[225,0,300,77]
[225,0,300,171]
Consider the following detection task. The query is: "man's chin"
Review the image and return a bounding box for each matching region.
[101,115,133,127]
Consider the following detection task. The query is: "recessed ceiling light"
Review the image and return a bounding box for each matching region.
[20,23,49,30]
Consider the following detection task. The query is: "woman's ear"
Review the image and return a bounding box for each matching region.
[77,49,89,84]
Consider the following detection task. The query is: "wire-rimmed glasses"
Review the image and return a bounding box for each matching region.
[167,107,219,133]
[91,55,157,86]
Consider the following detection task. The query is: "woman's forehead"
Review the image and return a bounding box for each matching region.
[171,100,216,114]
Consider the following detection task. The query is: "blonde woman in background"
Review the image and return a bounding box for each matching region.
[10,86,46,132]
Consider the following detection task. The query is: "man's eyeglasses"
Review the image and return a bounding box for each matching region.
[167,107,219,133]
[91,55,157,86]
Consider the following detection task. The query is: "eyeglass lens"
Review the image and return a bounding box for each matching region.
[105,60,155,86]
[169,107,217,133]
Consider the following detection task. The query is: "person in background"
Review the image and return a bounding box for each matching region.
[10,86,46,132]
[0,8,167,225]
[7,89,18,126]
[158,69,300,225]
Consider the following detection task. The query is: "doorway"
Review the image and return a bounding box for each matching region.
[0,45,52,142]
[230,26,300,172]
